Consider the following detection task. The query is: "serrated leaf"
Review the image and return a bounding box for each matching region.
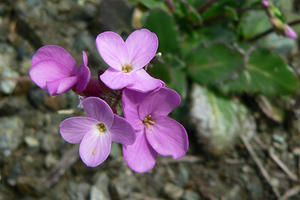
[186,44,244,85]
[222,48,299,95]
[134,0,168,11]
[190,84,255,154]
[144,9,180,55]
[239,10,272,40]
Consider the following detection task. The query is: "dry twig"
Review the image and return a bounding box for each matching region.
[240,135,281,198]
[44,145,79,188]
[280,185,300,200]
[254,136,298,182]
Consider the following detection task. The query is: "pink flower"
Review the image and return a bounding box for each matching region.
[261,0,269,7]
[122,88,189,173]
[96,29,163,93]
[284,25,298,39]
[60,97,136,167]
[30,45,91,96]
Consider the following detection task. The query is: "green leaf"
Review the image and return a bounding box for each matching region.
[168,68,187,99]
[190,84,255,154]
[151,55,187,99]
[132,0,168,11]
[150,63,171,83]
[222,48,299,95]
[239,10,272,40]
[144,9,180,55]
[186,44,244,85]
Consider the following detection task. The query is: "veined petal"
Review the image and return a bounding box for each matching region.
[32,45,77,72]
[96,31,129,71]
[76,51,91,92]
[125,29,158,70]
[79,130,112,167]
[60,117,98,144]
[122,89,146,131]
[138,87,181,119]
[100,68,133,90]
[82,97,114,128]
[110,115,136,145]
[123,131,157,173]
[126,69,163,93]
[30,60,72,90]
[47,76,77,96]
[146,116,188,159]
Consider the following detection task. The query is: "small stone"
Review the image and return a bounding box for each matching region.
[91,172,110,200]
[182,190,200,200]
[0,117,24,158]
[110,171,140,199]
[0,66,19,95]
[42,134,60,152]
[24,136,40,148]
[110,143,121,159]
[45,153,59,168]
[164,183,184,199]
[77,182,90,200]
[90,186,109,200]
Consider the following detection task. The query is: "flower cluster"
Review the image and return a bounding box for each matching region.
[29,29,188,173]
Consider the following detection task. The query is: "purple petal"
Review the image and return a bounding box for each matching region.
[146,116,188,159]
[110,115,136,145]
[123,131,157,173]
[122,89,146,130]
[284,25,298,39]
[100,68,132,90]
[76,51,91,91]
[126,69,163,93]
[79,130,111,167]
[32,45,77,72]
[139,87,181,119]
[82,51,88,66]
[82,97,114,128]
[125,29,158,70]
[60,117,98,144]
[30,60,73,90]
[46,76,77,96]
[96,31,129,71]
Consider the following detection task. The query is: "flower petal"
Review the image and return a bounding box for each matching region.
[32,45,77,72]
[139,87,181,119]
[82,97,114,128]
[76,51,91,92]
[146,116,188,159]
[100,68,133,90]
[110,115,136,145]
[123,131,157,173]
[125,29,158,70]
[60,117,98,144]
[46,76,77,96]
[96,31,129,70]
[122,89,146,131]
[30,60,72,90]
[79,130,111,167]
[126,69,163,93]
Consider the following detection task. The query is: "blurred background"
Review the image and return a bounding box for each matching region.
[1,0,300,199]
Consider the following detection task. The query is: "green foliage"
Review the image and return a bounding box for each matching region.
[131,0,300,128]
[186,44,243,85]
[239,10,272,39]
[144,9,180,55]
[222,48,299,95]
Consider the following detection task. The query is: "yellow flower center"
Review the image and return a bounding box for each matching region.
[143,115,155,129]
[97,123,106,132]
[93,123,107,155]
[122,64,132,73]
